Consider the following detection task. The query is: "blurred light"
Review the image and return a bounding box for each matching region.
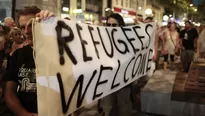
[73,9,82,13]
[169,14,172,17]
[179,22,185,26]
[196,23,201,26]
[121,9,129,14]
[170,17,174,21]
[190,4,193,7]
[163,15,169,21]
[84,14,89,19]
[138,7,142,10]
[173,0,176,4]
[124,17,134,24]
[61,13,70,18]
[145,8,152,15]
[194,8,197,12]
[162,22,168,26]
[105,8,111,11]
[62,7,69,12]
[90,14,94,21]
[182,17,186,20]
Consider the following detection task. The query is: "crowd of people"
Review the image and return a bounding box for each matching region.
[0,5,204,116]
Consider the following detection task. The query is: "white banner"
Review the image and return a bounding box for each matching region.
[33,17,156,116]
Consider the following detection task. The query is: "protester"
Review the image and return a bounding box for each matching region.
[9,27,25,56]
[4,17,15,30]
[198,26,205,58]
[2,27,25,70]
[162,22,179,71]
[179,20,198,72]
[4,6,54,116]
[0,24,14,116]
[0,25,11,70]
[0,25,7,68]
[101,13,132,116]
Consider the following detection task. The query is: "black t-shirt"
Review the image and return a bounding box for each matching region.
[6,45,37,113]
[179,28,198,50]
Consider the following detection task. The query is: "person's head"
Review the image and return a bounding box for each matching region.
[185,20,192,29]
[168,22,177,31]
[0,24,10,39]
[106,13,125,27]
[10,27,24,44]
[18,6,41,46]
[4,17,15,28]
[144,17,153,23]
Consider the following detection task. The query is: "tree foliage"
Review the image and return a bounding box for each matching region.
[158,0,205,21]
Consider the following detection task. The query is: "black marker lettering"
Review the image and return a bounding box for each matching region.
[93,65,113,100]
[146,49,153,72]
[55,21,77,65]
[145,24,153,49]
[111,28,130,54]
[121,27,139,54]
[138,53,147,75]
[124,57,135,83]
[97,27,114,58]
[133,26,145,50]
[76,24,92,62]
[132,54,142,78]
[88,25,100,59]
[57,70,97,114]
[111,60,121,89]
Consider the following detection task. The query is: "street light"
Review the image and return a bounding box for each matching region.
[145,8,152,15]
[190,4,193,7]
[194,8,197,12]
[163,15,169,21]
[62,7,69,12]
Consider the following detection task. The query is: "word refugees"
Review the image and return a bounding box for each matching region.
[54,20,155,114]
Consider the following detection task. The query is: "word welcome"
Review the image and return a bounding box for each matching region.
[35,18,156,115]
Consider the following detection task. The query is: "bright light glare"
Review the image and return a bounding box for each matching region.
[105,8,110,11]
[145,8,152,15]
[121,9,129,14]
[62,7,69,12]
[163,15,169,21]
[61,13,70,18]
[73,9,83,13]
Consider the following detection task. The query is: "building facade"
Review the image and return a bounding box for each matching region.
[146,0,164,25]
[10,0,164,25]
[15,0,61,16]
[110,0,137,24]
[0,0,12,22]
